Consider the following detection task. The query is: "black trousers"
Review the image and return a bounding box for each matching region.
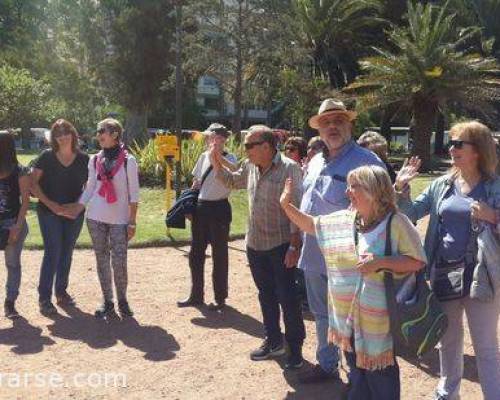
[247,243,306,350]
[188,199,231,304]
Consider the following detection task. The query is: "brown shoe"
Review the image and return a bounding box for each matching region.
[298,364,340,384]
[56,292,76,306]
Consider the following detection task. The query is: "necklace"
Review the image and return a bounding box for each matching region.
[354,213,384,233]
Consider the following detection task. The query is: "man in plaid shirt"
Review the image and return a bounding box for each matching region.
[211,124,306,369]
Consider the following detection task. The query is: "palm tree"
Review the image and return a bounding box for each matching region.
[294,0,384,89]
[347,1,500,169]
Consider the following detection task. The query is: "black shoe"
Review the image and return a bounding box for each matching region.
[177,296,204,308]
[56,291,76,306]
[4,300,19,319]
[285,350,304,369]
[95,301,115,318]
[118,300,134,317]
[39,300,58,316]
[250,339,285,361]
[298,364,340,384]
[207,301,225,312]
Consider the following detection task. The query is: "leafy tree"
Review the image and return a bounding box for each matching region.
[293,0,384,89]
[0,65,51,147]
[347,1,500,169]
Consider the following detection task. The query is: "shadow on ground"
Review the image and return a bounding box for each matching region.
[190,305,264,339]
[402,349,479,383]
[0,317,55,355]
[281,359,348,400]
[45,305,180,361]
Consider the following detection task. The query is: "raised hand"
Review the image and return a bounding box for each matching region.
[209,143,222,170]
[395,156,421,191]
[280,178,293,208]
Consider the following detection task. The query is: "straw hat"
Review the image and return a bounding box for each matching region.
[308,99,357,129]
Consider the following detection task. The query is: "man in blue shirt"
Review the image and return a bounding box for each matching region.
[298,99,385,383]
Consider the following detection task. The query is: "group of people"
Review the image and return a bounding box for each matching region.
[1,98,499,399]
[180,99,500,400]
[0,117,139,320]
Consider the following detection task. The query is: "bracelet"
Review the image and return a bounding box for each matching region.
[128,223,136,228]
[288,245,299,251]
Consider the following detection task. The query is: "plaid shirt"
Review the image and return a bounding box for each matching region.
[217,152,302,251]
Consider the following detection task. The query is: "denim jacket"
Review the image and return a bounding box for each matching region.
[398,174,500,270]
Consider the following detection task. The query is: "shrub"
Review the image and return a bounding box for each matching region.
[130,134,246,188]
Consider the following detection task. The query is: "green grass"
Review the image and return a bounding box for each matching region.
[23,189,249,249]
[17,151,437,248]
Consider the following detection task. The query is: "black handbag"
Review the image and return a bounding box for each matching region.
[165,164,213,229]
[356,213,448,358]
[431,223,479,302]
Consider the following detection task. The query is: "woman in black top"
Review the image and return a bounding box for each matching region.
[0,132,30,318]
[31,119,89,315]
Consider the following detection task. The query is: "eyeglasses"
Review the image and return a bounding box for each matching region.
[285,146,298,152]
[244,140,265,150]
[448,139,474,149]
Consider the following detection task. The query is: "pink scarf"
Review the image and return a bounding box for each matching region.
[96,147,126,203]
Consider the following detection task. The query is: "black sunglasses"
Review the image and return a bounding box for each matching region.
[448,139,474,149]
[244,140,265,150]
[285,146,298,152]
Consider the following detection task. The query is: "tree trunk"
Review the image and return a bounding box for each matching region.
[123,110,148,146]
[412,100,438,171]
[232,0,243,135]
[380,108,393,144]
[434,111,446,155]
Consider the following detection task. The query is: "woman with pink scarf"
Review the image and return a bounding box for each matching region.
[71,118,139,319]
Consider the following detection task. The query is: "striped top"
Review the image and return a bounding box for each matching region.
[314,210,426,370]
[216,152,302,251]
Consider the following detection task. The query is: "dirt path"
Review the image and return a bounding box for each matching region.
[0,236,489,399]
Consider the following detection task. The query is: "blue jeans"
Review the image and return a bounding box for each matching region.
[247,243,306,349]
[345,348,400,400]
[2,219,28,302]
[37,209,84,302]
[304,271,340,373]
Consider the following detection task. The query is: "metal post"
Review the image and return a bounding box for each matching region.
[174,2,183,197]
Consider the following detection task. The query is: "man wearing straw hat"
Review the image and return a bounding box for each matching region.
[297,99,385,384]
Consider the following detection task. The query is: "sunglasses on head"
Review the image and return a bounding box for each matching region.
[448,139,474,149]
[244,140,265,150]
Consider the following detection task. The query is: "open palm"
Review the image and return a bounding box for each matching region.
[395,156,422,190]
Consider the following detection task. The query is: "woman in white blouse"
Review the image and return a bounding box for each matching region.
[68,118,139,319]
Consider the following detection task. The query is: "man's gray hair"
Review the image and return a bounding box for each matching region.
[248,124,277,148]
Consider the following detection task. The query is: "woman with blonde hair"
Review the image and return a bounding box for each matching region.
[280,165,426,400]
[69,118,140,319]
[396,120,500,400]
[32,119,89,315]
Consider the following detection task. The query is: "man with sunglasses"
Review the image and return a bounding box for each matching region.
[297,99,385,384]
[210,124,306,369]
